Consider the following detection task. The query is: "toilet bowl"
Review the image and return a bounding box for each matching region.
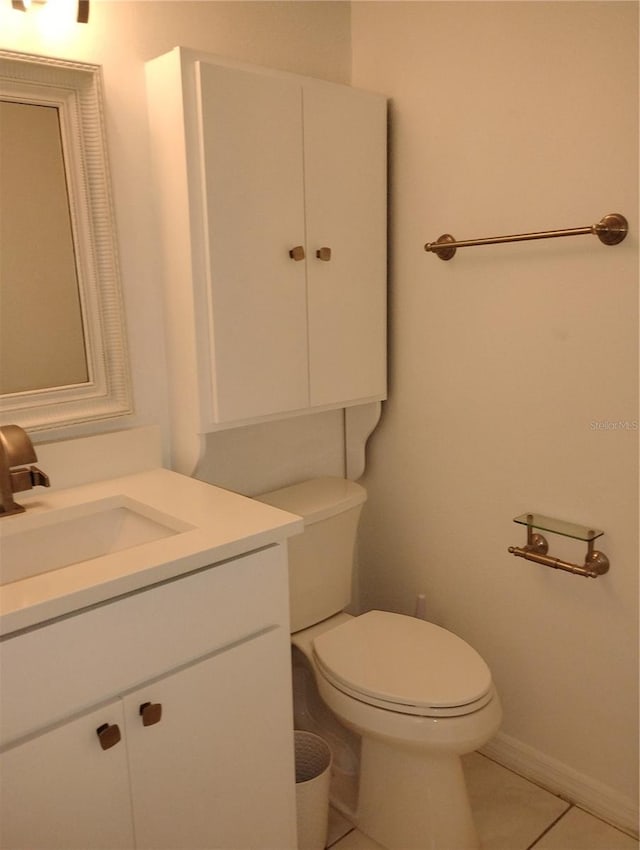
[256,478,502,850]
[293,611,501,849]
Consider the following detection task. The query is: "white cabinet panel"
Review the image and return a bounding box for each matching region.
[126,629,296,850]
[197,62,309,421]
[303,83,387,406]
[0,700,135,850]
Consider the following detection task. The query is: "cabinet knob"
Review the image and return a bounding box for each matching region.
[315,247,332,262]
[96,723,121,750]
[139,702,163,727]
[288,246,305,261]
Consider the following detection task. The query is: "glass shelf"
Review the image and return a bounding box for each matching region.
[513,513,603,542]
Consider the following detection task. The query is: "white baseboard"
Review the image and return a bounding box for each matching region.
[481,732,639,838]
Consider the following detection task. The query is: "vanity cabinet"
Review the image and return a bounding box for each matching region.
[145,48,387,469]
[0,546,297,850]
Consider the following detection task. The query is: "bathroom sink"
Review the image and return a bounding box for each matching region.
[0,496,191,586]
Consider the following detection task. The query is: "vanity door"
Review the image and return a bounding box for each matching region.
[124,626,297,850]
[0,699,135,850]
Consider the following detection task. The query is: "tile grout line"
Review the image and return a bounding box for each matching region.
[525,804,574,850]
[327,828,355,848]
[475,752,639,843]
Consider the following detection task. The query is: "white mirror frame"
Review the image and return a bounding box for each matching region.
[0,49,132,432]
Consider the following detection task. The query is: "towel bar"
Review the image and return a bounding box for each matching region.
[425,213,628,260]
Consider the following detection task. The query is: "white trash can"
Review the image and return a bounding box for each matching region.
[294,731,332,850]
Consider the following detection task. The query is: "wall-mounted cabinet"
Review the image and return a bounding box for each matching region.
[146,48,387,473]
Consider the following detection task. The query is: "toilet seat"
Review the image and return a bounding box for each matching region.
[312,611,494,718]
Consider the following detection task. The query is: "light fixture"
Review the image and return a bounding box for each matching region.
[11,0,89,23]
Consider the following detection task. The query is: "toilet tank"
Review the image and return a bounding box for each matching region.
[256,478,366,633]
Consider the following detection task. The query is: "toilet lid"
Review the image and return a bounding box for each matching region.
[312,611,493,717]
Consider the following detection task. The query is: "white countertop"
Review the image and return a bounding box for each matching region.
[0,468,303,636]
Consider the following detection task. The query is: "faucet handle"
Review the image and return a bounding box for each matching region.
[9,466,50,494]
[29,467,50,488]
[0,425,37,466]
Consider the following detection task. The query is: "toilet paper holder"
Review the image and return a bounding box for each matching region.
[508,513,610,579]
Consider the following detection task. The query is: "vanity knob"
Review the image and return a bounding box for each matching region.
[139,702,163,727]
[96,723,121,751]
[315,247,332,262]
[288,245,305,261]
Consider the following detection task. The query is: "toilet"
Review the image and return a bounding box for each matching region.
[257,477,502,850]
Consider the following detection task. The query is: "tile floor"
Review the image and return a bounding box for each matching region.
[326,752,638,850]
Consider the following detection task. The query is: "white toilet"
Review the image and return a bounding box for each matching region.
[257,477,502,850]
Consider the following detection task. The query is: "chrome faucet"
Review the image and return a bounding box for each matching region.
[0,425,50,517]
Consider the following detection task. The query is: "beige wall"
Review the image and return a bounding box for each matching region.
[352,0,638,820]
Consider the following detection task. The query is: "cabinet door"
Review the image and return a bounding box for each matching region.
[0,700,135,850]
[124,628,297,850]
[303,84,387,407]
[196,62,309,423]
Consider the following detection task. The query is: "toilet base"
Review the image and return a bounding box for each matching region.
[356,736,479,850]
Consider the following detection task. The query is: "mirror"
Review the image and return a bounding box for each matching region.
[1,99,88,394]
[0,49,132,432]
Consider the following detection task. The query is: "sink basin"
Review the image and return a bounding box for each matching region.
[0,496,193,586]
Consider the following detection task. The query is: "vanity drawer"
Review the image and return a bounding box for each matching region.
[0,544,289,748]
